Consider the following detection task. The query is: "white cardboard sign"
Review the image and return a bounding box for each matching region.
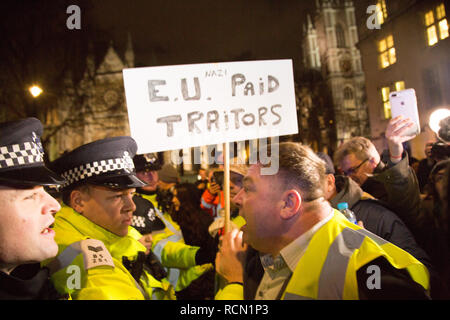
[123,59,298,153]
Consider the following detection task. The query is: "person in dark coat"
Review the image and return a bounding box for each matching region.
[334,116,422,238]
[170,183,216,300]
[0,118,66,300]
[318,151,446,299]
[218,143,429,300]
[323,168,431,269]
[417,141,437,193]
[243,151,437,300]
[415,160,450,299]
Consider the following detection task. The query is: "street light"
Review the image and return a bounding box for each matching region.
[29,85,43,98]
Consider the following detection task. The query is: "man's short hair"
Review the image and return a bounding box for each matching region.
[61,184,91,207]
[316,152,335,175]
[264,142,326,202]
[333,137,376,166]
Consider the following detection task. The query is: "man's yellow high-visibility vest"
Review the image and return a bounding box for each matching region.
[283,210,429,300]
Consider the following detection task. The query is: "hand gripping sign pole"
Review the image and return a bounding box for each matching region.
[123,59,298,230]
[124,59,298,295]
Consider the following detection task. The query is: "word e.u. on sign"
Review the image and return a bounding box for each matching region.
[123,60,298,154]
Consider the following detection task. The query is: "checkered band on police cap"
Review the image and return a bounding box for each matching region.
[0,131,44,169]
[60,151,134,188]
[50,136,142,189]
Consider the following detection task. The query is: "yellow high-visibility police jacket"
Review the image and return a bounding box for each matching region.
[138,193,213,292]
[44,206,175,300]
[216,209,429,300]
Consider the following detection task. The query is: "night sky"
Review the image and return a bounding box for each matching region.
[94,0,311,69]
[1,0,313,75]
[100,0,310,68]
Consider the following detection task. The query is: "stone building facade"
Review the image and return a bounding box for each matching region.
[302,0,370,145]
[354,0,449,158]
[48,36,134,160]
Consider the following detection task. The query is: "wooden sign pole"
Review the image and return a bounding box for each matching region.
[223,142,231,233]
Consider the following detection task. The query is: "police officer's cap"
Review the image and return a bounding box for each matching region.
[131,195,165,234]
[0,117,64,188]
[133,153,162,172]
[51,136,146,190]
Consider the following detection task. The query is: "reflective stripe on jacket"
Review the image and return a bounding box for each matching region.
[139,193,212,291]
[216,209,429,300]
[45,205,175,300]
[283,210,429,300]
[200,189,224,218]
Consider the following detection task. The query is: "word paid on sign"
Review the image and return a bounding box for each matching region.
[123,60,298,154]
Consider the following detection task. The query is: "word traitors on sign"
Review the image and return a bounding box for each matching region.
[157,105,282,137]
[123,60,298,154]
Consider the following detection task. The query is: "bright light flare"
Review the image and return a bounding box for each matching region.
[29,85,43,98]
[429,108,450,134]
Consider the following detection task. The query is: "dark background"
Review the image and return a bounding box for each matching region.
[0,0,336,151]
[85,0,311,69]
[0,0,317,74]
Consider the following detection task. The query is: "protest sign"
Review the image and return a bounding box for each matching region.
[123,59,298,154]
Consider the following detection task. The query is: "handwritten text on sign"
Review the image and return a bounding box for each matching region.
[123,60,298,153]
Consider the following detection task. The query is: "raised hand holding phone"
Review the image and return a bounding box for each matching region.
[387,89,421,163]
[385,116,417,162]
[389,89,421,137]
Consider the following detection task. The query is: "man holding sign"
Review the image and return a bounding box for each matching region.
[215,142,430,300]
[123,59,298,237]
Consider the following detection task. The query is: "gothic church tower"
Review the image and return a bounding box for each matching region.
[51,34,135,158]
[303,0,370,143]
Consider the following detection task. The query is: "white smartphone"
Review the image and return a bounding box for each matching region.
[389,88,421,136]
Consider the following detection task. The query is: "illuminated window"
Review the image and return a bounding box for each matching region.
[378,35,396,69]
[381,86,391,119]
[376,0,388,25]
[425,3,448,46]
[380,81,406,119]
[439,19,449,39]
[395,81,405,91]
[437,3,446,19]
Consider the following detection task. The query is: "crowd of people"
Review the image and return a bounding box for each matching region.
[0,114,449,300]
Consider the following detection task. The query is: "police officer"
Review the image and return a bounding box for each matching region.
[45,137,175,300]
[132,154,215,297]
[0,118,66,300]
[132,153,165,232]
